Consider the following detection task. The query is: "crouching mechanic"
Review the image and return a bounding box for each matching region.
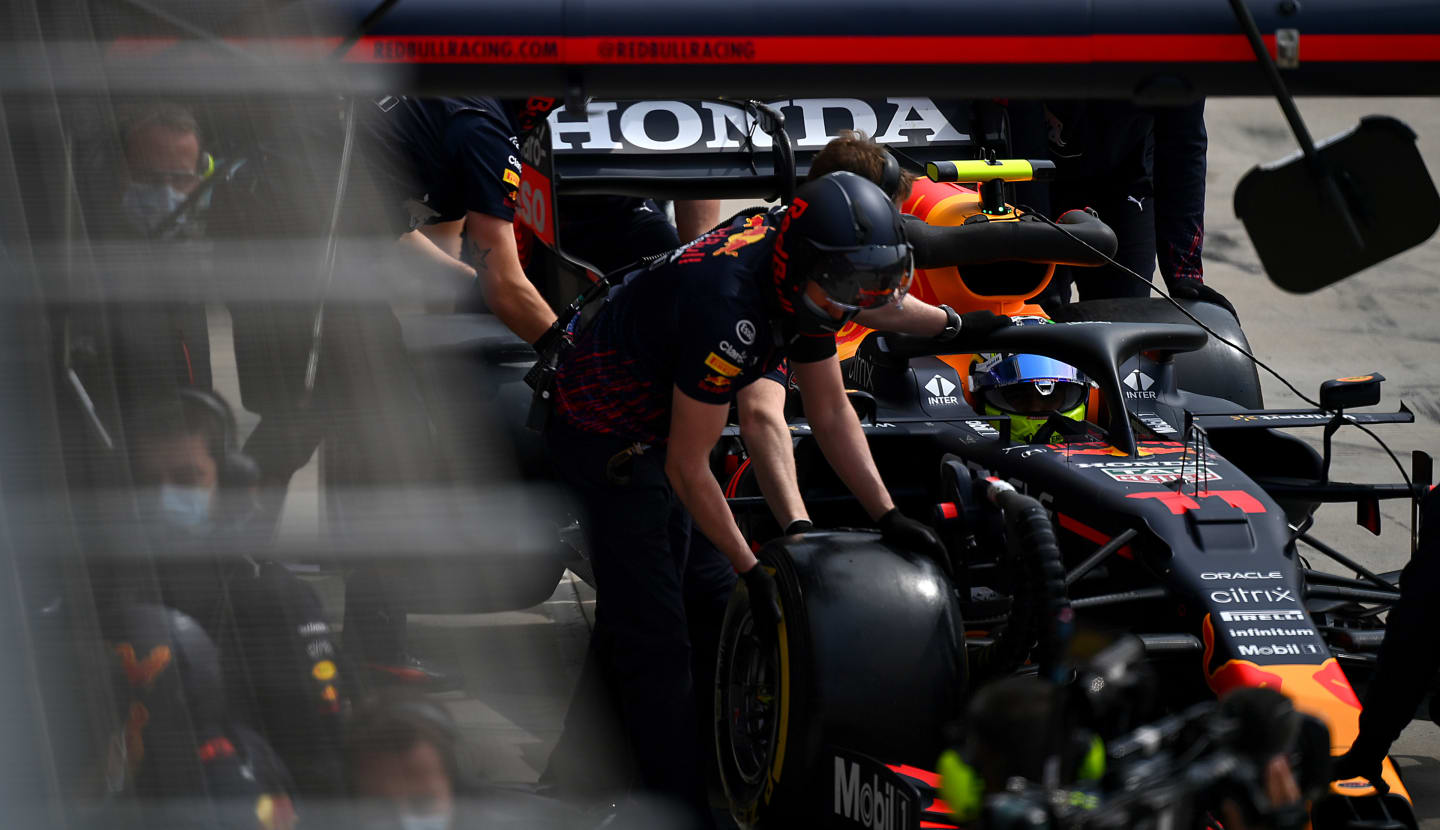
[544,172,996,814]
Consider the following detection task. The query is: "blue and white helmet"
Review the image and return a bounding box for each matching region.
[967,317,1090,442]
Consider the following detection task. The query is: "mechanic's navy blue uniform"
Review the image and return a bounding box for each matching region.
[546,211,831,812]
[244,95,524,485]
[360,95,523,230]
[1039,100,1208,303]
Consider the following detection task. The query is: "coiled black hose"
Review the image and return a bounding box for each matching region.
[969,480,1071,682]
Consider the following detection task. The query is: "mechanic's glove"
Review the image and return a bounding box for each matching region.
[782,518,813,536]
[1169,279,1239,322]
[942,308,1013,349]
[741,563,783,643]
[876,508,952,578]
[1331,738,1390,793]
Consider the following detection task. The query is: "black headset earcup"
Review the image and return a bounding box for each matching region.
[881,150,901,200]
[177,387,249,485]
[220,452,260,490]
[217,452,260,528]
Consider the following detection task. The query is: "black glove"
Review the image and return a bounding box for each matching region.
[1331,740,1390,793]
[1169,279,1239,322]
[876,508,951,578]
[942,308,1013,348]
[782,518,813,536]
[741,563,783,641]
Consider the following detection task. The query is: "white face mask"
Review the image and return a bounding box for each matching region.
[121,181,188,236]
[397,812,450,830]
[151,483,214,534]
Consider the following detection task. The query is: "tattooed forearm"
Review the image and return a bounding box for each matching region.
[464,236,492,273]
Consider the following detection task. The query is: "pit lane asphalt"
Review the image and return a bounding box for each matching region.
[208,97,1440,825]
[1202,97,1440,823]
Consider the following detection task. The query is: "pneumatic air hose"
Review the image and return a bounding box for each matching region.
[968,479,1071,682]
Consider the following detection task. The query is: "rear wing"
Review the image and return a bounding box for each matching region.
[516,97,978,254]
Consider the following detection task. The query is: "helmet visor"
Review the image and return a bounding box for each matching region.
[973,354,1089,415]
[808,241,914,311]
[973,353,1083,387]
[985,381,1089,415]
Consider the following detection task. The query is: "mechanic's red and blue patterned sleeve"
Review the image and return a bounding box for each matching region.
[1152,99,1208,285]
[761,358,790,388]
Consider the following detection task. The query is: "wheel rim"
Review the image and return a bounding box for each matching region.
[724,613,780,787]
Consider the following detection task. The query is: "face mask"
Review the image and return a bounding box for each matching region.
[398,812,451,830]
[121,181,188,236]
[151,484,214,534]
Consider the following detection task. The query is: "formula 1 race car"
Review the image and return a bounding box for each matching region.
[395,100,1434,828]
[707,171,1433,829]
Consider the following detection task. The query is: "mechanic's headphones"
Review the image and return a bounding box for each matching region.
[197,150,215,183]
[177,387,260,491]
[879,148,901,201]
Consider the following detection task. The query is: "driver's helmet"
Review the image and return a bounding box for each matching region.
[771,171,914,332]
[966,317,1090,442]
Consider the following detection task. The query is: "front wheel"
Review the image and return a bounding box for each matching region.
[714,561,806,827]
[715,532,967,827]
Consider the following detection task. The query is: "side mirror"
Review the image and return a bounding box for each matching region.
[1234,117,1440,294]
[1319,372,1384,411]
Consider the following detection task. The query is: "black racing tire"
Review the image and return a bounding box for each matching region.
[715,531,967,827]
[1048,297,1264,409]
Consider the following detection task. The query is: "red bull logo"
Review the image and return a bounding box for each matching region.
[714,214,771,257]
[114,643,173,775]
[115,643,172,689]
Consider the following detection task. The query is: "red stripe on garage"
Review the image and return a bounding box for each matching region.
[564,35,1089,64]
[1297,33,1440,61]
[109,34,1440,66]
[366,34,1440,65]
[1056,513,1134,559]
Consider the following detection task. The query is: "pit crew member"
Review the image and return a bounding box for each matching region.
[239,96,547,690]
[1333,486,1440,789]
[736,132,1012,533]
[1037,100,1234,316]
[545,172,974,813]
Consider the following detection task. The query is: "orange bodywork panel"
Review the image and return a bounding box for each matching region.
[1202,614,1411,802]
[835,177,1052,367]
